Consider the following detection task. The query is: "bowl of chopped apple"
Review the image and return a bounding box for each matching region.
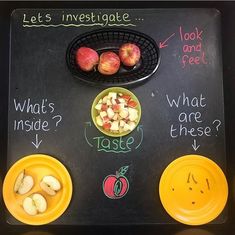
[91,87,141,137]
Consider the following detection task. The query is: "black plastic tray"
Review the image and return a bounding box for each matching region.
[66,28,160,87]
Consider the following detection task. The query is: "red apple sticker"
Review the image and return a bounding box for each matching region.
[103,166,129,199]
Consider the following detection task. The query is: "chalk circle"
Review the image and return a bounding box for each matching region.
[91,87,141,137]
[159,154,228,225]
[3,154,73,225]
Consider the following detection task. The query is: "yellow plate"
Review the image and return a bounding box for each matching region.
[3,154,73,225]
[91,87,141,137]
[159,155,228,225]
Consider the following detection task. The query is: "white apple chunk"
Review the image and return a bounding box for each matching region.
[119,108,129,119]
[128,108,138,121]
[23,193,47,216]
[119,120,126,127]
[112,113,119,121]
[102,95,108,104]
[14,170,34,195]
[95,103,102,111]
[128,121,136,131]
[99,111,107,119]
[123,123,131,131]
[96,116,103,126]
[40,175,61,196]
[107,107,115,119]
[108,92,117,100]
[110,120,119,131]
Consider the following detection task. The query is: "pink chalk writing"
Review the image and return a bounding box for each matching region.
[179,26,207,68]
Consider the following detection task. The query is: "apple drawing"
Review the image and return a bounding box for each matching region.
[119,43,141,67]
[103,166,129,199]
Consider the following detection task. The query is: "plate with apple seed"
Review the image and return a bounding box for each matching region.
[2,154,73,225]
[66,28,160,87]
[91,87,141,137]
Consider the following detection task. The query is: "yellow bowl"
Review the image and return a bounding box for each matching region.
[159,155,228,225]
[91,87,141,137]
[3,154,73,225]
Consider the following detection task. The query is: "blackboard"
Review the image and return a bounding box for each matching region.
[7,8,225,225]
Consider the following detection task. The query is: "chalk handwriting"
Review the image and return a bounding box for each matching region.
[166,93,221,139]
[22,11,138,28]
[13,98,62,132]
[84,122,143,153]
[179,26,207,68]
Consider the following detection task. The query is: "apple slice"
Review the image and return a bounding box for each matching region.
[108,92,117,100]
[128,100,138,108]
[110,120,119,131]
[40,175,61,196]
[103,122,111,130]
[23,193,47,216]
[14,170,34,195]
[95,103,102,111]
[107,107,115,119]
[119,108,129,119]
[128,108,138,121]
[96,116,103,127]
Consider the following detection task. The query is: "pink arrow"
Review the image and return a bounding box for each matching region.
[159,33,175,49]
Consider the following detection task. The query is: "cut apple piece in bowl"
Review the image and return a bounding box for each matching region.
[91,87,141,137]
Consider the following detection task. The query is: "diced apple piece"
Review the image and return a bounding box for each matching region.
[128,121,136,131]
[98,99,103,104]
[103,122,111,130]
[123,123,131,131]
[23,193,47,216]
[112,104,120,112]
[40,175,61,196]
[95,103,102,111]
[112,113,119,121]
[128,108,138,121]
[111,98,117,105]
[102,96,108,104]
[121,94,131,102]
[118,98,125,103]
[128,100,138,108]
[119,127,124,133]
[107,99,112,106]
[14,170,34,195]
[100,111,107,119]
[110,121,119,131]
[118,93,123,96]
[119,120,126,127]
[101,104,108,111]
[108,92,117,100]
[119,108,129,119]
[96,116,103,126]
[103,116,110,123]
[107,107,115,119]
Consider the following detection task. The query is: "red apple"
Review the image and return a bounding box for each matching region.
[119,43,141,67]
[102,166,129,199]
[98,51,120,75]
[76,47,99,72]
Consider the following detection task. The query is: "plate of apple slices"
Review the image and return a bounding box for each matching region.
[91,87,141,137]
[3,154,73,225]
[66,28,160,87]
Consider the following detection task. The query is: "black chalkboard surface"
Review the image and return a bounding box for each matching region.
[8,8,225,225]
